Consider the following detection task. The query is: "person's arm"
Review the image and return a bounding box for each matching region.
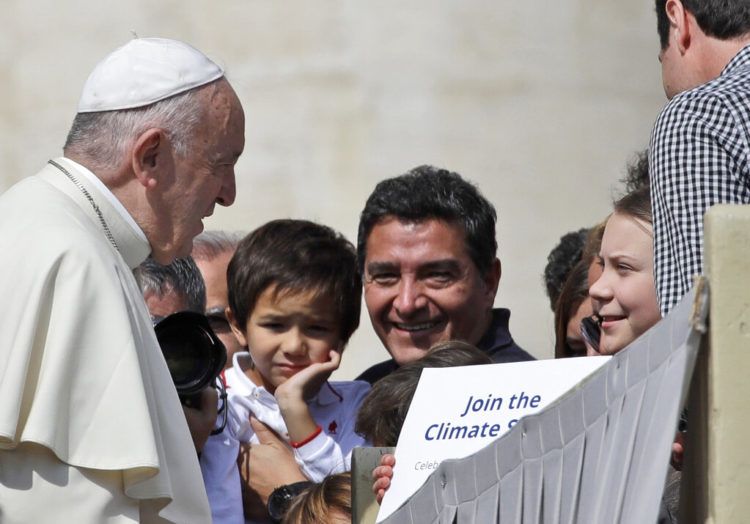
[274,351,352,481]
[274,350,341,442]
[237,417,307,517]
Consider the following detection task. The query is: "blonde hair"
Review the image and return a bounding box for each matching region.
[282,473,351,524]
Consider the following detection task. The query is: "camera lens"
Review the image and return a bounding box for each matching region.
[160,326,211,386]
[154,311,227,397]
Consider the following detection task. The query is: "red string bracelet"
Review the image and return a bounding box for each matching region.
[290,426,322,448]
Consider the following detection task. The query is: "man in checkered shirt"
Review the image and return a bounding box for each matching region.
[650,0,750,315]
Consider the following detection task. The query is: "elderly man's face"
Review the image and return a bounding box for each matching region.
[151,80,245,263]
[143,288,188,323]
[363,217,498,366]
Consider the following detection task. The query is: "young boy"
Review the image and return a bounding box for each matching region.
[200,219,370,524]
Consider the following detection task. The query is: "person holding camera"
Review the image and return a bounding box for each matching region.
[135,256,224,454]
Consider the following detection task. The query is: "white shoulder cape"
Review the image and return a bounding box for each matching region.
[0,159,210,523]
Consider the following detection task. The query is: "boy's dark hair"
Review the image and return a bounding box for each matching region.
[542,229,589,311]
[655,0,750,49]
[357,165,498,276]
[355,341,491,446]
[227,219,361,343]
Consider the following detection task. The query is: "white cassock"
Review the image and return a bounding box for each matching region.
[0,158,211,523]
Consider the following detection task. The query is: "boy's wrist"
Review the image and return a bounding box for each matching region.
[289,425,322,448]
[279,404,319,443]
[275,390,307,415]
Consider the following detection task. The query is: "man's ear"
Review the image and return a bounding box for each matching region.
[225,306,248,347]
[131,128,167,189]
[665,0,692,54]
[483,258,501,303]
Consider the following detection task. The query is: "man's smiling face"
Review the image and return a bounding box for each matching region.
[363,217,498,365]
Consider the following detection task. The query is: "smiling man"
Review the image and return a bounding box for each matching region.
[0,38,244,523]
[234,166,535,514]
[356,165,534,384]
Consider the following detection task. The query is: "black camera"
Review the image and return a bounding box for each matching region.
[154,311,227,406]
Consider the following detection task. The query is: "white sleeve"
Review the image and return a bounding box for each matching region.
[292,382,370,481]
[292,431,347,482]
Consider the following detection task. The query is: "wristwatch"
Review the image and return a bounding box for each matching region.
[267,481,313,523]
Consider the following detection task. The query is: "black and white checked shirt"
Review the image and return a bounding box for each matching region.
[649,45,750,316]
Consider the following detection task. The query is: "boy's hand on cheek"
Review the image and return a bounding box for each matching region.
[274,350,341,406]
[274,350,341,444]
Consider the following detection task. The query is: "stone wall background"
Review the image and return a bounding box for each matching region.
[0,0,666,378]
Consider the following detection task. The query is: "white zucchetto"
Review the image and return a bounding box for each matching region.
[77,37,224,113]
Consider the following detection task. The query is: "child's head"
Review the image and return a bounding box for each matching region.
[589,187,660,355]
[355,341,491,446]
[226,219,361,391]
[282,472,351,524]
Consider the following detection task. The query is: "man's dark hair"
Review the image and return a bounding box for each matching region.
[227,219,361,343]
[655,0,750,49]
[543,229,589,311]
[134,256,206,314]
[357,165,498,276]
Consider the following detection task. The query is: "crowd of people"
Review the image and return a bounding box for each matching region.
[0,0,748,522]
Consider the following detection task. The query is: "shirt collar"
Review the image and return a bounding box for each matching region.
[229,352,340,406]
[721,43,750,77]
[476,308,514,351]
[44,158,151,268]
[316,382,344,407]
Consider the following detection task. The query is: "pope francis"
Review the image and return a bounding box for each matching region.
[0,38,245,523]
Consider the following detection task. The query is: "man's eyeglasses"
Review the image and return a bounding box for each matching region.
[206,309,232,335]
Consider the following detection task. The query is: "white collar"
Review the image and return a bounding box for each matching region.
[228,352,342,407]
[60,157,148,245]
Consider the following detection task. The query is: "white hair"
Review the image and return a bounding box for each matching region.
[133,256,206,314]
[192,230,244,261]
[63,81,216,170]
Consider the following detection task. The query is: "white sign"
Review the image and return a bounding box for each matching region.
[377,357,610,522]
